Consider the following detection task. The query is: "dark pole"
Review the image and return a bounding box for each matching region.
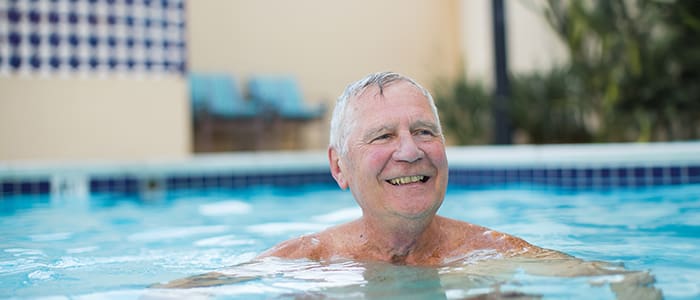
[492,0,512,144]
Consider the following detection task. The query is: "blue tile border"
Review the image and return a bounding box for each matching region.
[1,179,51,197]
[447,165,700,188]
[1,165,699,198]
[2,143,700,198]
[86,170,337,195]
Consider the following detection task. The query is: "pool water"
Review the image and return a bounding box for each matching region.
[1,183,698,299]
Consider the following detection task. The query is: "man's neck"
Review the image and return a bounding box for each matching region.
[358,215,442,264]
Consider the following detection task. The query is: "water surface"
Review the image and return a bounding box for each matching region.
[1,184,698,299]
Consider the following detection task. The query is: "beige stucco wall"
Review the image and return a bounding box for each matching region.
[0,76,190,162]
[187,0,463,149]
[0,0,462,161]
[461,0,567,86]
[189,0,462,97]
[507,0,568,74]
[0,0,566,161]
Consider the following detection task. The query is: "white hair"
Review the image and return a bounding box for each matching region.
[329,71,442,156]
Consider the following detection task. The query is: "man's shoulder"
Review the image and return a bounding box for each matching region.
[437,216,538,252]
[437,215,486,232]
[257,234,325,260]
[256,221,359,261]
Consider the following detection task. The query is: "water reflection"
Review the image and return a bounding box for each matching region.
[151,254,662,299]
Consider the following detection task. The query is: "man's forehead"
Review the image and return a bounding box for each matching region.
[355,80,421,100]
[349,83,427,113]
[351,100,438,132]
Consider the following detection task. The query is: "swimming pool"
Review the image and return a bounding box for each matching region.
[1,143,699,299]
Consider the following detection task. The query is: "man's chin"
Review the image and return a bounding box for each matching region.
[389,202,442,220]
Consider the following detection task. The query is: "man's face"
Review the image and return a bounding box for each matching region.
[335,81,448,220]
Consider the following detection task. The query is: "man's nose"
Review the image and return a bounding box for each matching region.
[392,133,424,163]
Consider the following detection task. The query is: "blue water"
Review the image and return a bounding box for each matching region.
[1,183,699,299]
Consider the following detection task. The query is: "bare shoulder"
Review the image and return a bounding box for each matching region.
[437,216,569,258]
[256,234,325,260]
[256,222,358,261]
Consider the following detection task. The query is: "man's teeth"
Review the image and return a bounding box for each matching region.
[388,176,425,185]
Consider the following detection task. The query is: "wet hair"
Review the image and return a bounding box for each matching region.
[329,71,442,156]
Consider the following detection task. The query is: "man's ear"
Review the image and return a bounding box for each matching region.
[328,147,349,190]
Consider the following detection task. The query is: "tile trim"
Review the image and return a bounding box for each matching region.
[2,143,700,197]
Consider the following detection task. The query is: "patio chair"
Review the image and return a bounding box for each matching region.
[188,72,260,119]
[188,72,209,117]
[247,75,325,120]
[187,72,266,152]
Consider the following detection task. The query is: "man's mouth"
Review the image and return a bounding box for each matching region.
[387,175,430,186]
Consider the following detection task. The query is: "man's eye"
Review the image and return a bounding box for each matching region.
[416,129,435,136]
[372,134,392,142]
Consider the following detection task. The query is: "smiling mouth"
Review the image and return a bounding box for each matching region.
[387,175,430,186]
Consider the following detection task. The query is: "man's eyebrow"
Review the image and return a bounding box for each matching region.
[411,120,440,132]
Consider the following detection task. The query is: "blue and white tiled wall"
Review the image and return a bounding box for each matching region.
[0,0,186,76]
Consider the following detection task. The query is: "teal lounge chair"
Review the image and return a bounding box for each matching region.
[188,72,209,116]
[247,75,325,120]
[189,73,260,119]
[187,72,266,152]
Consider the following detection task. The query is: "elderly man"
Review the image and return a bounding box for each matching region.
[155,73,659,300]
[257,71,561,266]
